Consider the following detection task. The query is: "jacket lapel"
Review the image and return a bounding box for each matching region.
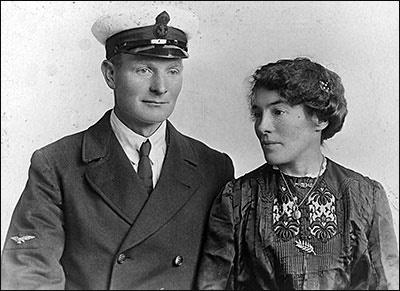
[118,121,202,252]
[83,110,149,224]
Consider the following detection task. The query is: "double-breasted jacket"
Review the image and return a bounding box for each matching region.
[1,110,234,290]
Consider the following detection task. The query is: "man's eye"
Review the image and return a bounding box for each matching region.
[168,69,181,76]
[136,68,152,76]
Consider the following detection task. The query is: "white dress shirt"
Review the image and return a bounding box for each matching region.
[110,109,167,188]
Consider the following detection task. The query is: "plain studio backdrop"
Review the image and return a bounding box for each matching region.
[1,1,399,250]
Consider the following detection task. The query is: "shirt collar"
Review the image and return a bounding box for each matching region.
[110,109,167,165]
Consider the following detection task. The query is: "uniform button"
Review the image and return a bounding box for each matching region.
[117,253,126,264]
[173,255,183,267]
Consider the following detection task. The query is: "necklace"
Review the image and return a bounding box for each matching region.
[293,180,314,188]
[279,157,325,220]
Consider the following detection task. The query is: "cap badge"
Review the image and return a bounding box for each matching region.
[153,11,170,38]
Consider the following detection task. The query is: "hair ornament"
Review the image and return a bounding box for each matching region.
[319,80,331,93]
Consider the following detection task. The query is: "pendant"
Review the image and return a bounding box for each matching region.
[293,210,302,220]
[292,205,301,220]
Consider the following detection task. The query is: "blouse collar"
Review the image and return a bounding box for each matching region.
[273,156,327,178]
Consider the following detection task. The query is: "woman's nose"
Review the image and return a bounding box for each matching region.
[255,114,272,134]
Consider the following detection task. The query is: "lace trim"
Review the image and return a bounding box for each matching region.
[273,157,327,178]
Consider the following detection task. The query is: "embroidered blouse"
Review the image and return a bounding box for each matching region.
[197,158,399,290]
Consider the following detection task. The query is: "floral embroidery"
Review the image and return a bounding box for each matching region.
[273,184,300,241]
[309,182,337,241]
[274,219,299,241]
[310,217,337,241]
[310,184,333,205]
[273,179,337,242]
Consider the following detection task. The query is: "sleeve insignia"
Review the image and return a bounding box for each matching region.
[10,235,36,244]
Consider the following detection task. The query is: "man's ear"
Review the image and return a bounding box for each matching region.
[312,115,329,132]
[101,60,116,89]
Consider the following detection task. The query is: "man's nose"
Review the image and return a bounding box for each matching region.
[150,74,168,95]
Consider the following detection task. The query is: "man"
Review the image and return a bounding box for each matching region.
[1,6,234,290]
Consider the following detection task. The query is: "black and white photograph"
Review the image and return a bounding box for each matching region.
[1,1,398,289]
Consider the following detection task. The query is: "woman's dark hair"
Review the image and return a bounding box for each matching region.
[248,57,348,142]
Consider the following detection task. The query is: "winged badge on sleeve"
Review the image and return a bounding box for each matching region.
[10,235,36,244]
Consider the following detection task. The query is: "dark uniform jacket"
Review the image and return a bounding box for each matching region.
[197,158,398,290]
[1,110,234,290]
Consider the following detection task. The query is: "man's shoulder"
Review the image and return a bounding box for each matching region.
[167,122,229,158]
[180,133,228,159]
[33,130,86,161]
[37,111,111,154]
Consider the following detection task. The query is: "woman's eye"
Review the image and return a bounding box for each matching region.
[273,109,285,115]
[251,111,262,119]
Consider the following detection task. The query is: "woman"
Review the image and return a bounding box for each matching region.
[196,57,398,290]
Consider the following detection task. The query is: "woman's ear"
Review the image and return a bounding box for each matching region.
[312,115,329,132]
[101,60,116,89]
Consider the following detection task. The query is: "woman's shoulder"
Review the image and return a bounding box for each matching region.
[244,163,275,178]
[221,163,275,201]
[325,158,387,210]
[326,158,383,188]
[233,163,274,185]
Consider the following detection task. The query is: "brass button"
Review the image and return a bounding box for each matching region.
[173,255,183,267]
[117,253,126,264]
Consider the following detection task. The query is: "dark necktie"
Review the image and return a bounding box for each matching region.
[138,139,153,195]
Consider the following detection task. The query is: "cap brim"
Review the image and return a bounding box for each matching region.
[122,45,189,59]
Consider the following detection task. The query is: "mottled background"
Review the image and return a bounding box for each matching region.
[1,1,398,249]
